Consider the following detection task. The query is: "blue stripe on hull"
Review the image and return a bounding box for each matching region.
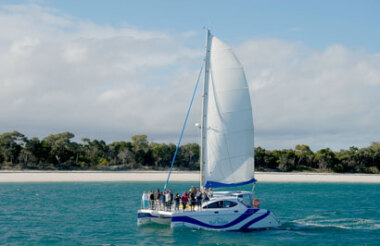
[171,209,268,230]
[240,211,270,230]
[204,178,257,189]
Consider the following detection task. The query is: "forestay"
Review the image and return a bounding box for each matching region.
[203,35,255,188]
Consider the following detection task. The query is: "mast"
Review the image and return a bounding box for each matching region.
[200,29,212,189]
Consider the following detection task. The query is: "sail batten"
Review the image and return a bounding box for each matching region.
[203,34,255,188]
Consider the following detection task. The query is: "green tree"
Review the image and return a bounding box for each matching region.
[369,142,380,170]
[265,150,279,169]
[19,137,44,168]
[82,138,109,168]
[131,135,149,152]
[356,142,380,173]
[278,149,296,171]
[336,146,359,172]
[131,135,150,165]
[109,141,133,165]
[314,148,337,169]
[179,143,200,170]
[254,147,266,170]
[0,131,27,166]
[43,132,76,168]
[295,144,314,168]
[151,143,176,168]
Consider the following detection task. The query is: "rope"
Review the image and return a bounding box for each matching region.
[163,63,204,191]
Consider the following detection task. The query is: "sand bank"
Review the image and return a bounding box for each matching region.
[0,171,379,183]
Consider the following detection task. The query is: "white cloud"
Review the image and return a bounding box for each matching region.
[62,44,87,63]
[11,36,40,55]
[0,3,202,143]
[0,3,379,151]
[236,40,380,150]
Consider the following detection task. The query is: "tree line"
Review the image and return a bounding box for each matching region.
[0,131,379,173]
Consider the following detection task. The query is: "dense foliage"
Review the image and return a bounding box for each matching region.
[0,131,379,173]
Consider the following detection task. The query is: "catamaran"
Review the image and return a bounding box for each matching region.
[137,29,281,231]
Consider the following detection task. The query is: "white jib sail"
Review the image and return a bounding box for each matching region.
[203,35,255,188]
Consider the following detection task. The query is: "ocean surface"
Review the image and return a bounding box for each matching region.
[0,182,379,245]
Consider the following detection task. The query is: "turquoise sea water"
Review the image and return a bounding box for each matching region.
[0,182,379,245]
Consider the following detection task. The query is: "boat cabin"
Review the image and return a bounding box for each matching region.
[202,191,255,210]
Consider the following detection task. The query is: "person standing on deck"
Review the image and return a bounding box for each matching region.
[165,190,171,211]
[169,189,174,209]
[189,190,196,211]
[155,189,160,209]
[196,187,202,210]
[149,190,155,209]
[174,193,180,211]
[160,191,165,210]
[142,191,148,208]
[188,190,193,211]
[191,186,197,194]
[181,192,188,211]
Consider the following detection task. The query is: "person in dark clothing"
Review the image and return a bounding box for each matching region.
[160,191,165,210]
[149,190,155,209]
[196,187,202,209]
[174,193,180,211]
[170,189,174,204]
[189,191,196,211]
[155,188,160,209]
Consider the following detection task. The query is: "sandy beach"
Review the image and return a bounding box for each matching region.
[0,171,379,183]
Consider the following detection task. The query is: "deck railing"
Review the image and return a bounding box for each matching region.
[141,200,203,212]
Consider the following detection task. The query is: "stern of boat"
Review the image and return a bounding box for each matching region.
[137,209,172,226]
[243,209,281,231]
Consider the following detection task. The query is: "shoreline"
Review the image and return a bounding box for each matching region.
[0,171,379,183]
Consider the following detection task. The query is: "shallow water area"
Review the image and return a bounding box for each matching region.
[0,182,379,245]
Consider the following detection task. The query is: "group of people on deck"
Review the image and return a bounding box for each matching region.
[141,186,213,211]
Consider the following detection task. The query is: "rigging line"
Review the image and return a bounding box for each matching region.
[163,62,204,191]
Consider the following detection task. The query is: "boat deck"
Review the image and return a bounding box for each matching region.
[140,204,203,214]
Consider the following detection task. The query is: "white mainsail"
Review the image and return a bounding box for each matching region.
[202,33,255,188]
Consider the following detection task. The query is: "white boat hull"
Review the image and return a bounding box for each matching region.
[137,208,280,231]
[171,208,280,231]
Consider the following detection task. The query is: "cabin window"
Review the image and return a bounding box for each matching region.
[203,201,221,209]
[222,201,237,208]
[203,201,237,209]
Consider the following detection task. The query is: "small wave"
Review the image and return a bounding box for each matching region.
[289,216,380,231]
[296,215,326,221]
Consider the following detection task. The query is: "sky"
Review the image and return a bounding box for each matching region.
[0,0,379,151]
